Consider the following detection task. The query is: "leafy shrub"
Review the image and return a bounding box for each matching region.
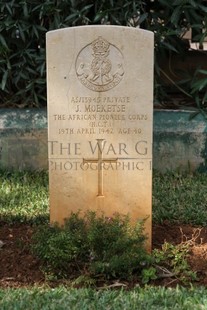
[86,212,148,279]
[0,0,207,113]
[32,211,149,281]
[32,213,88,276]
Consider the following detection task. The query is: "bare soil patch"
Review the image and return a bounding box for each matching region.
[0,222,207,288]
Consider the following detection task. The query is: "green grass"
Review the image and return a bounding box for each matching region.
[0,286,207,310]
[0,169,206,225]
[153,171,207,225]
[0,170,49,224]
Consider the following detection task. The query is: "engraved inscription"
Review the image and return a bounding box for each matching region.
[53,93,148,134]
[84,104,125,113]
[71,96,130,104]
[76,37,124,92]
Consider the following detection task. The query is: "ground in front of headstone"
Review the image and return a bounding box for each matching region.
[0,222,207,288]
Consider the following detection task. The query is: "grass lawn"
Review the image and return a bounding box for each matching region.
[0,286,207,309]
[0,170,207,309]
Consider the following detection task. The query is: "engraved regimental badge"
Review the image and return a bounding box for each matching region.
[76,36,124,92]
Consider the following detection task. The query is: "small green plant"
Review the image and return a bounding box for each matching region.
[152,241,197,285]
[141,266,157,284]
[32,211,150,282]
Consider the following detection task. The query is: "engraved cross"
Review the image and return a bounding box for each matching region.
[83,139,118,197]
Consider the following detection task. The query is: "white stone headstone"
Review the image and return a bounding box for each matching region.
[47,26,154,249]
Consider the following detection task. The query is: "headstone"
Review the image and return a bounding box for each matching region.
[47,26,154,249]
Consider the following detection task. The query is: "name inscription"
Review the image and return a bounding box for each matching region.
[52,95,148,135]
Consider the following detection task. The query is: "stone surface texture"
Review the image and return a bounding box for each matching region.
[47,26,154,249]
[0,109,47,170]
[153,110,207,172]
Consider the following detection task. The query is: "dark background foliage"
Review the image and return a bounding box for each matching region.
[0,0,206,112]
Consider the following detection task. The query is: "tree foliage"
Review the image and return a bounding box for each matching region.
[0,0,206,110]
